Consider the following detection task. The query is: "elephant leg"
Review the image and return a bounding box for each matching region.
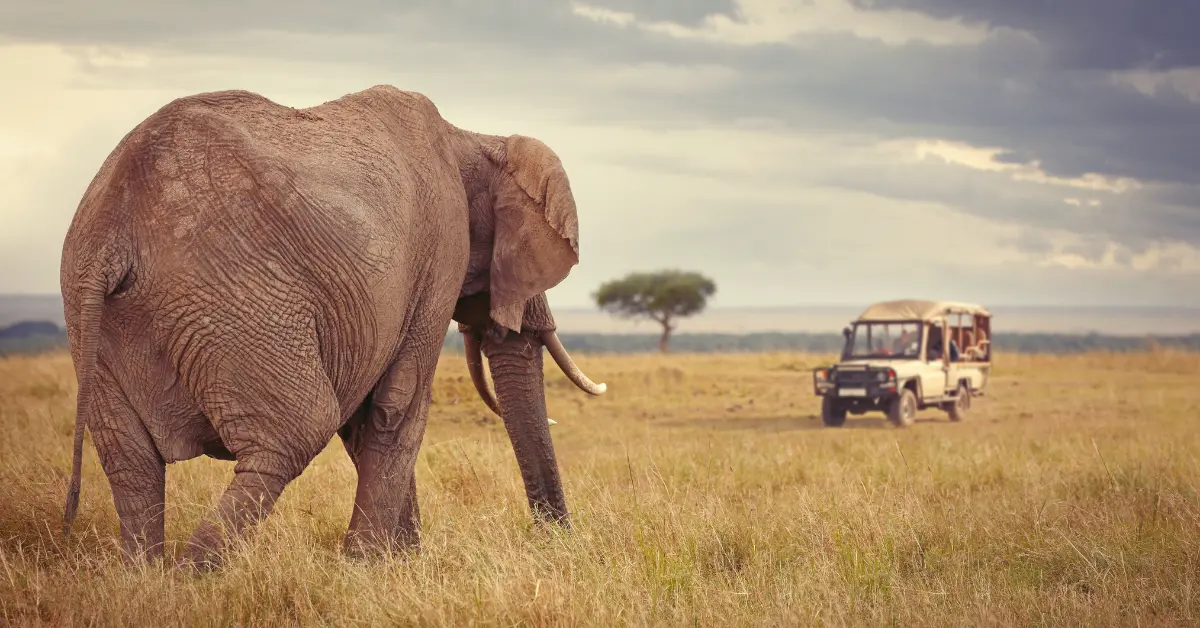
[182,349,341,570]
[339,317,444,558]
[89,362,166,563]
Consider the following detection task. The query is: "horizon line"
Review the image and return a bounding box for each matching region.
[2,293,1200,311]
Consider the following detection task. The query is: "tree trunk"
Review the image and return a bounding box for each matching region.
[658,319,674,353]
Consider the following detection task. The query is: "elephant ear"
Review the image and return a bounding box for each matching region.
[487,134,580,333]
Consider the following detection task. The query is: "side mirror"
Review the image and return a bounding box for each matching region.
[842,326,851,340]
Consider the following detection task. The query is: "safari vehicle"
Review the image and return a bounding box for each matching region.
[812,299,992,428]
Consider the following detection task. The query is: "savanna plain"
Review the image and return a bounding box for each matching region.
[1,349,1197,626]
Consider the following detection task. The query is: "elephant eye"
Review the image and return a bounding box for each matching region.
[110,270,135,298]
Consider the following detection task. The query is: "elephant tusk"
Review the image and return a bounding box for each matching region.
[540,330,607,396]
[462,331,503,416]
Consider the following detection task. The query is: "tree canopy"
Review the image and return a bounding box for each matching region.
[593,270,717,352]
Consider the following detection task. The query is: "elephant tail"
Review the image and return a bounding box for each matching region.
[62,252,127,537]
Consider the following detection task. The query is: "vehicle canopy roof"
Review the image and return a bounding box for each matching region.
[854,299,990,323]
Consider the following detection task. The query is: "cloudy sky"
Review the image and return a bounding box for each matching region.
[2,0,1198,308]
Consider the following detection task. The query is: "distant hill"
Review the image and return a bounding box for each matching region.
[442,331,1200,355]
[2,293,1198,359]
[540,304,1200,336]
[2,318,1196,358]
[0,320,60,340]
[4,295,1200,336]
[0,295,64,327]
[0,320,67,356]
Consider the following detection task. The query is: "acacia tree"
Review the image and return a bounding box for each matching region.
[593,270,717,353]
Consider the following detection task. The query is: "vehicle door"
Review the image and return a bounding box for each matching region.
[918,320,949,401]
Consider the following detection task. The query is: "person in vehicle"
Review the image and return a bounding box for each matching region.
[974,328,990,359]
[893,329,919,356]
[926,325,960,361]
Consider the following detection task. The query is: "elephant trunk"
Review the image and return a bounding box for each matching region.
[483,332,569,524]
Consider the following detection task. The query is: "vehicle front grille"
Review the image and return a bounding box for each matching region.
[834,370,882,386]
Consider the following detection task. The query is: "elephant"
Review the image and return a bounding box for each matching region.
[57,84,607,569]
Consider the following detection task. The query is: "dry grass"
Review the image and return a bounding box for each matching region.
[1,349,1198,626]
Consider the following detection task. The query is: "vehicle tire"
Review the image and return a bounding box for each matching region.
[947,381,970,422]
[822,396,847,427]
[887,388,917,428]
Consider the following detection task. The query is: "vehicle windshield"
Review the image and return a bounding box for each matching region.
[845,321,923,359]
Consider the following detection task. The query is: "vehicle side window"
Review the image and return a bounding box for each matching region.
[926,324,942,361]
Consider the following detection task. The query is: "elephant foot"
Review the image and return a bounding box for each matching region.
[532,514,572,536]
[341,526,421,562]
[117,541,167,567]
[179,476,284,572]
[175,553,221,573]
[179,526,230,572]
[527,495,571,530]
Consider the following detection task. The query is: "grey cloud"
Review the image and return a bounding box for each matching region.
[5,0,1198,275]
[678,32,1200,185]
[584,0,739,25]
[809,154,1200,248]
[1144,183,1200,208]
[0,2,402,42]
[1061,234,1117,261]
[992,150,1036,166]
[11,1,1198,184]
[374,10,1200,193]
[0,1,684,62]
[999,229,1056,256]
[850,0,1200,71]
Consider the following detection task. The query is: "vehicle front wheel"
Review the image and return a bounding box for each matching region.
[888,388,918,428]
[947,381,970,422]
[822,396,847,427]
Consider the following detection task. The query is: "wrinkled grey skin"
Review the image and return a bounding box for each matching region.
[58,85,606,569]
